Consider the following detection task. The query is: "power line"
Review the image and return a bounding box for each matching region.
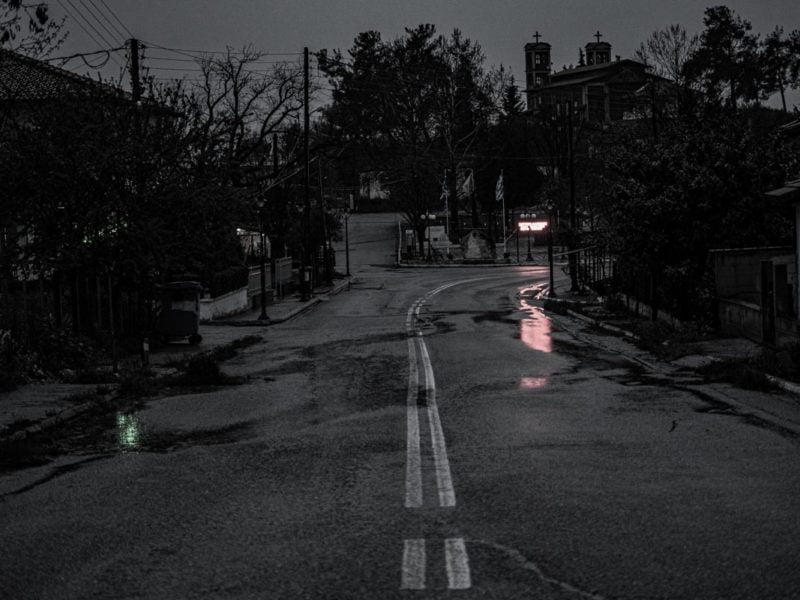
[141,40,302,58]
[87,0,127,41]
[56,0,121,65]
[77,0,123,46]
[63,0,117,48]
[98,0,134,39]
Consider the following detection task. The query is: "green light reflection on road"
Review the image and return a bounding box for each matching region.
[116,413,141,450]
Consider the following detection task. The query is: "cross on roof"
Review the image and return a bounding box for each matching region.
[594,30,603,43]
[533,31,542,43]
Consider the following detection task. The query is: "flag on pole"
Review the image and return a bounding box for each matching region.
[495,171,504,204]
[497,170,507,244]
[458,169,474,199]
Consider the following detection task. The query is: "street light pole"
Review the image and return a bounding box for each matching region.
[344,210,350,276]
[547,205,556,297]
[258,200,269,321]
[423,213,434,262]
[302,46,311,301]
[521,212,534,262]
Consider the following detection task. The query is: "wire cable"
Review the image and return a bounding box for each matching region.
[56,0,122,65]
[63,0,117,49]
[77,0,123,46]
[98,0,134,39]
[141,40,301,58]
[87,0,127,41]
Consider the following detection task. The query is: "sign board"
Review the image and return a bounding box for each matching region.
[426,225,449,249]
[274,257,293,285]
[518,221,548,232]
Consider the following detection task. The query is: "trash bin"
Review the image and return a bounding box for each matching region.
[155,281,203,345]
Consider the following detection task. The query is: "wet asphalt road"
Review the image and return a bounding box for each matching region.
[1,214,800,599]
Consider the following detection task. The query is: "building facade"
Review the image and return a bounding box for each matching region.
[524,33,661,121]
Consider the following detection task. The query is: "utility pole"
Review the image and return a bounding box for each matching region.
[567,100,579,292]
[318,159,332,285]
[129,38,141,103]
[650,81,658,141]
[128,37,144,365]
[302,47,311,301]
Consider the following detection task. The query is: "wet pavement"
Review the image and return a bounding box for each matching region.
[2,215,800,599]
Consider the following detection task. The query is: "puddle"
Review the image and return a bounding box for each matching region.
[116,412,142,451]
[519,307,552,353]
[519,377,548,389]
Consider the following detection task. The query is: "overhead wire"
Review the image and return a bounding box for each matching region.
[98,0,133,39]
[56,0,122,66]
[86,0,128,41]
[77,0,123,47]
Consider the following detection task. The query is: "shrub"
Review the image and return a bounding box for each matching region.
[207,266,249,298]
[118,369,160,398]
[0,329,36,391]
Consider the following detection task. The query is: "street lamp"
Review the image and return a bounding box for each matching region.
[421,212,435,262]
[546,203,556,297]
[257,199,270,321]
[343,209,350,276]
[520,212,536,262]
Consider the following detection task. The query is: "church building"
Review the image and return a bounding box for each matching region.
[524,32,662,122]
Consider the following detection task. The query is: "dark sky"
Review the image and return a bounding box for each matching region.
[53,0,800,109]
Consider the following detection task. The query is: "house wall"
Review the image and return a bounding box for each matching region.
[712,247,797,344]
[199,287,248,321]
[716,297,763,341]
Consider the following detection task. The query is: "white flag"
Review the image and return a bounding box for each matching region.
[458,170,474,199]
[495,171,504,204]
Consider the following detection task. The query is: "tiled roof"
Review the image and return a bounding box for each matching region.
[0,47,124,101]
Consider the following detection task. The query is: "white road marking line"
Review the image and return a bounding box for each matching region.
[444,538,472,590]
[418,338,456,507]
[405,337,423,508]
[401,539,426,590]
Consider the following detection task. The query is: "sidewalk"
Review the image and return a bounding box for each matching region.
[539,278,800,400]
[0,277,352,441]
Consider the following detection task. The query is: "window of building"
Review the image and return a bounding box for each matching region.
[775,263,795,318]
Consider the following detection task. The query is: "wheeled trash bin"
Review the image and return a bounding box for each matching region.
[155,281,204,345]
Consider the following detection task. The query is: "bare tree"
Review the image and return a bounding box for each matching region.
[635,24,699,87]
[0,0,65,57]
[192,45,304,185]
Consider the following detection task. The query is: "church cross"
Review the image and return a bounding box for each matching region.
[594,30,603,43]
[533,31,542,43]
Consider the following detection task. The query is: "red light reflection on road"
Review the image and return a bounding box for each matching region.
[519,376,548,389]
[520,309,552,353]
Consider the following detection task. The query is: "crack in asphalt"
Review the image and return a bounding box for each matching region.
[471,539,608,600]
[1,455,109,498]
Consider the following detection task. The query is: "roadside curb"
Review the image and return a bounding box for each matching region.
[1,398,98,444]
[204,277,352,327]
[397,262,548,268]
[565,308,641,341]
[539,287,800,400]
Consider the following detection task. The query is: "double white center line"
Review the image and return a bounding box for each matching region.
[402,281,478,591]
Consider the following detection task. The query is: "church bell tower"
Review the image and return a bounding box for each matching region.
[524,31,551,109]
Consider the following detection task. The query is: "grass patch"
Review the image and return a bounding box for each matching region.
[209,335,263,362]
[698,357,778,391]
[0,437,55,470]
[118,369,161,398]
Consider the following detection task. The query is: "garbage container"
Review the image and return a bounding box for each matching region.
[155,281,203,345]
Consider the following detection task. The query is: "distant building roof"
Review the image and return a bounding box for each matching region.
[0,47,126,102]
[546,59,653,86]
[765,179,800,203]
[779,117,800,138]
